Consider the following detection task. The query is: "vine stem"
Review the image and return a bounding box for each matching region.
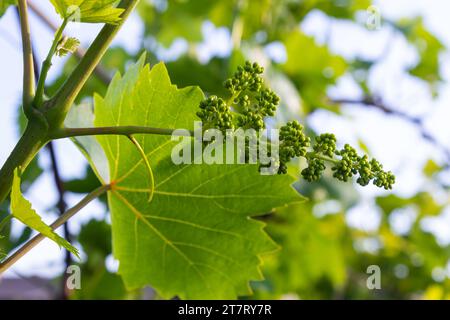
[34,18,69,107]
[17,0,35,110]
[50,126,194,140]
[0,184,111,275]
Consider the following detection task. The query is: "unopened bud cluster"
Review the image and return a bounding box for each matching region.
[197,62,395,189]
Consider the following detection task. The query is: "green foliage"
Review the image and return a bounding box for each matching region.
[255,203,348,299]
[423,159,442,178]
[78,219,112,257]
[1,0,446,301]
[72,219,127,300]
[395,17,445,90]
[10,169,79,257]
[282,30,347,113]
[376,192,445,218]
[138,0,370,46]
[50,0,124,24]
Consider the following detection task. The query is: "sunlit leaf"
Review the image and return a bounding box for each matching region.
[84,56,304,299]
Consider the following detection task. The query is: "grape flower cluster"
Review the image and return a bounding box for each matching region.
[197,61,395,190]
[299,136,395,190]
[197,61,279,132]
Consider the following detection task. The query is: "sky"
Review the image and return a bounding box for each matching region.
[0,0,449,278]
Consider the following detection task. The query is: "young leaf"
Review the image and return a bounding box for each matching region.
[10,169,79,258]
[56,36,80,57]
[50,0,124,24]
[85,57,305,299]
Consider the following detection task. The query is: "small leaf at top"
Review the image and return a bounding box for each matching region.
[10,168,79,258]
[56,37,80,57]
[50,0,124,24]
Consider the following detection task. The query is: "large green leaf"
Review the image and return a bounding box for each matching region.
[10,169,79,257]
[50,0,124,24]
[84,56,304,299]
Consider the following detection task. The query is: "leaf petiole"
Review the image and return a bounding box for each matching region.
[34,18,70,107]
[50,126,194,140]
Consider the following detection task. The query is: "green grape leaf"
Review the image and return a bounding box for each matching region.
[10,169,79,258]
[49,0,124,24]
[85,56,304,299]
[0,0,16,18]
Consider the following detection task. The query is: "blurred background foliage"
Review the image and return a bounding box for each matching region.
[1,0,449,299]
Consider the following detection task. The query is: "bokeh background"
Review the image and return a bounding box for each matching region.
[0,0,450,299]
